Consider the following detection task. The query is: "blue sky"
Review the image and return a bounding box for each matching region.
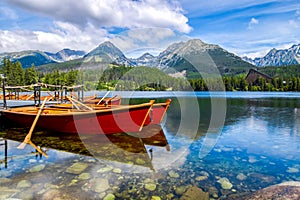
[0,0,299,58]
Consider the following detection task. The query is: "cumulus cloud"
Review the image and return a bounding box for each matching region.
[0,22,108,53]
[247,17,259,29]
[0,0,191,53]
[5,0,191,33]
[110,27,190,57]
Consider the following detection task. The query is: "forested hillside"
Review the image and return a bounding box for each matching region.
[1,58,300,92]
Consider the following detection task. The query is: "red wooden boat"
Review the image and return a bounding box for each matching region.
[2,100,154,134]
[147,99,171,125]
[83,95,122,105]
[49,98,172,126]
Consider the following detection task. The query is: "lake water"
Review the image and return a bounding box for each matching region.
[0,92,300,199]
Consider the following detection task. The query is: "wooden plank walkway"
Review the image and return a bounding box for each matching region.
[0,100,59,115]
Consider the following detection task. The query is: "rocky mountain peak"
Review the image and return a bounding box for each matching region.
[138,53,155,60]
[243,44,300,67]
[84,41,135,65]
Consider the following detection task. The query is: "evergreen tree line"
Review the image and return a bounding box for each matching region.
[0,58,79,88]
[0,60,191,91]
[97,65,191,91]
[189,76,300,91]
[0,59,39,86]
[1,58,300,92]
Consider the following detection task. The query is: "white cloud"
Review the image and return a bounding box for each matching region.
[247,17,259,29]
[5,0,191,33]
[0,22,108,53]
[0,0,191,53]
[110,28,190,57]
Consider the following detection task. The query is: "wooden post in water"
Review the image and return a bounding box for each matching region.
[34,83,41,106]
[4,139,7,168]
[81,85,84,102]
[1,74,7,109]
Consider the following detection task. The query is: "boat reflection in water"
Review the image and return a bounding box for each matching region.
[1,124,170,171]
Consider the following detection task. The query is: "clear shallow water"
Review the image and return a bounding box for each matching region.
[0,92,300,199]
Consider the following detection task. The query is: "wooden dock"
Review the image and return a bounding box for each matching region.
[0,100,59,115]
[1,100,35,115]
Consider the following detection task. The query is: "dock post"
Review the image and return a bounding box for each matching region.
[64,86,68,102]
[1,74,7,109]
[34,83,41,106]
[81,85,84,102]
[60,85,63,102]
[4,139,7,168]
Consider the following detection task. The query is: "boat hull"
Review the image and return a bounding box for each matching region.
[147,99,171,125]
[2,101,154,134]
[49,99,171,126]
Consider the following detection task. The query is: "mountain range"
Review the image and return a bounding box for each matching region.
[0,49,85,68]
[0,39,299,76]
[45,49,85,63]
[70,39,254,77]
[243,44,300,67]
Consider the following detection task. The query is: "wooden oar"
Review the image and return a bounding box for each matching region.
[96,91,110,105]
[25,93,34,100]
[18,97,48,150]
[46,91,56,101]
[67,96,93,111]
[66,96,81,110]
[104,95,118,106]
[28,141,48,158]
[139,100,155,132]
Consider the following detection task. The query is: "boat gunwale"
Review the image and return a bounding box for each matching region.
[2,101,155,117]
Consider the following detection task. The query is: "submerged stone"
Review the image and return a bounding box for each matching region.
[236,173,247,181]
[17,180,32,188]
[42,189,65,200]
[286,167,299,173]
[151,196,161,200]
[78,172,91,180]
[217,178,233,190]
[90,178,110,193]
[166,193,174,199]
[175,186,188,195]
[29,164,45,173]
[66,162,88,175]
[248,156,258,163]
[196,175,208,181]
[104,193,115,200]
[145,183,157,191]
[208,186,219,198]
[168,170,180,178]
[180,186,209,200]
[97,166,113,173]
[112,168,122,173]
[136,158,146,165]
